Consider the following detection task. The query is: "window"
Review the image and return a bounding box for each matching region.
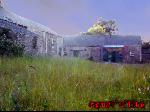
[32,36,37,49]
[51,46,55,49]
[51,38,56,45]
[63,48,67,56]
[130,51,135,57]
[51,38,54,45]
[73,50,80,57]
[59,47,62,56]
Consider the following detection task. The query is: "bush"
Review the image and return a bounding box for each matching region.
[0,28,25,57]
[142,42,150,49]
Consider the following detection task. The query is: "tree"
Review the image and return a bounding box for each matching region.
[0,28,25,57]
[87,18,118,37]
[87,23,106,34]
[103,20,118,38]
[142,41,150,49]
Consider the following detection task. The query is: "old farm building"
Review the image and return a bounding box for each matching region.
[0,1,63,56]
[0,1,143,63]
[63,34,142,63]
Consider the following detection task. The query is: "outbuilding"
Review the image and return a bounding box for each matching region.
[63,34,142,63]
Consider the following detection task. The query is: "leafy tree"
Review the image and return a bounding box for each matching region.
[0,28,25,57]
[142,41,150,49]
[87,23,106,34]
[87,18,118,37]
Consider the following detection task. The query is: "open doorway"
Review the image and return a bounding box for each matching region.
[103,46,123,63]
[73,50,80,57]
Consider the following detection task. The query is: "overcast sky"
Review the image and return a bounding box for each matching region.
[4,0,150,41]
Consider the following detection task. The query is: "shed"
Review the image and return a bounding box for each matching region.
[63,34,142,63]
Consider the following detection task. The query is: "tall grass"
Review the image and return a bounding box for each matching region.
[0,57,149,111]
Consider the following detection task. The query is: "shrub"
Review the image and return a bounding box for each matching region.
[142,42,150,49]
[0,28,25,57]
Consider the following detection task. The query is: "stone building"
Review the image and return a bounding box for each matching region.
[0,1,63,56]
[0,1,142,63]
[63,34,142,63]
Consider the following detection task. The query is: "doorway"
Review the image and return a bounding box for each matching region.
[103,47,123,63]
[73,50,80,57]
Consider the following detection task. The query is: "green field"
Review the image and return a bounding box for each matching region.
[0,57,150,111]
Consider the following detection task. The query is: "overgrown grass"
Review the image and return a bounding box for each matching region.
[0,57,150,111]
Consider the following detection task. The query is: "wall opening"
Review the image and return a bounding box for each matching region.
[103,46,124,63]
[32,36,37,49]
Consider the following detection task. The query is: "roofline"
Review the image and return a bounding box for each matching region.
[63,33,141,38]
[0,7,60,36]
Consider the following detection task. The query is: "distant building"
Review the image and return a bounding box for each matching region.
[63,34,142,63]
[0,2,63,56]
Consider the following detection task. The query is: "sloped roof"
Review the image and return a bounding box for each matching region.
[64,35,104,46]
[64,34,142,47]
[0,7,58,35]
[104,35,142,45]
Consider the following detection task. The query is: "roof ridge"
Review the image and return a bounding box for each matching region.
[0,6,59,35]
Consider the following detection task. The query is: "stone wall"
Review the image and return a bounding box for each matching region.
[63,46,102,61]
[64,45,142,63]
[89,47,102,61]
[0,18,62,56]
[64,46,90,59]
[123,45,142,63]
[0,18,39,55]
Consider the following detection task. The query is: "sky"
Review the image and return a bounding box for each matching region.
[3,0,150,41]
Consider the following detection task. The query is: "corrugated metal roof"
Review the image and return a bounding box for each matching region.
[104,45,124,48]
[64,34,142,47]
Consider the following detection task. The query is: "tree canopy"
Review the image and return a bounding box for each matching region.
[87,18,118,37]
[142,41,150,49]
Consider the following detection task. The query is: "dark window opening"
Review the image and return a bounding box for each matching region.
[103,48,123,63]
[59,47,62,56]
[32,37,37,49]
[73,50,80,57]
[63,48,67,56]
